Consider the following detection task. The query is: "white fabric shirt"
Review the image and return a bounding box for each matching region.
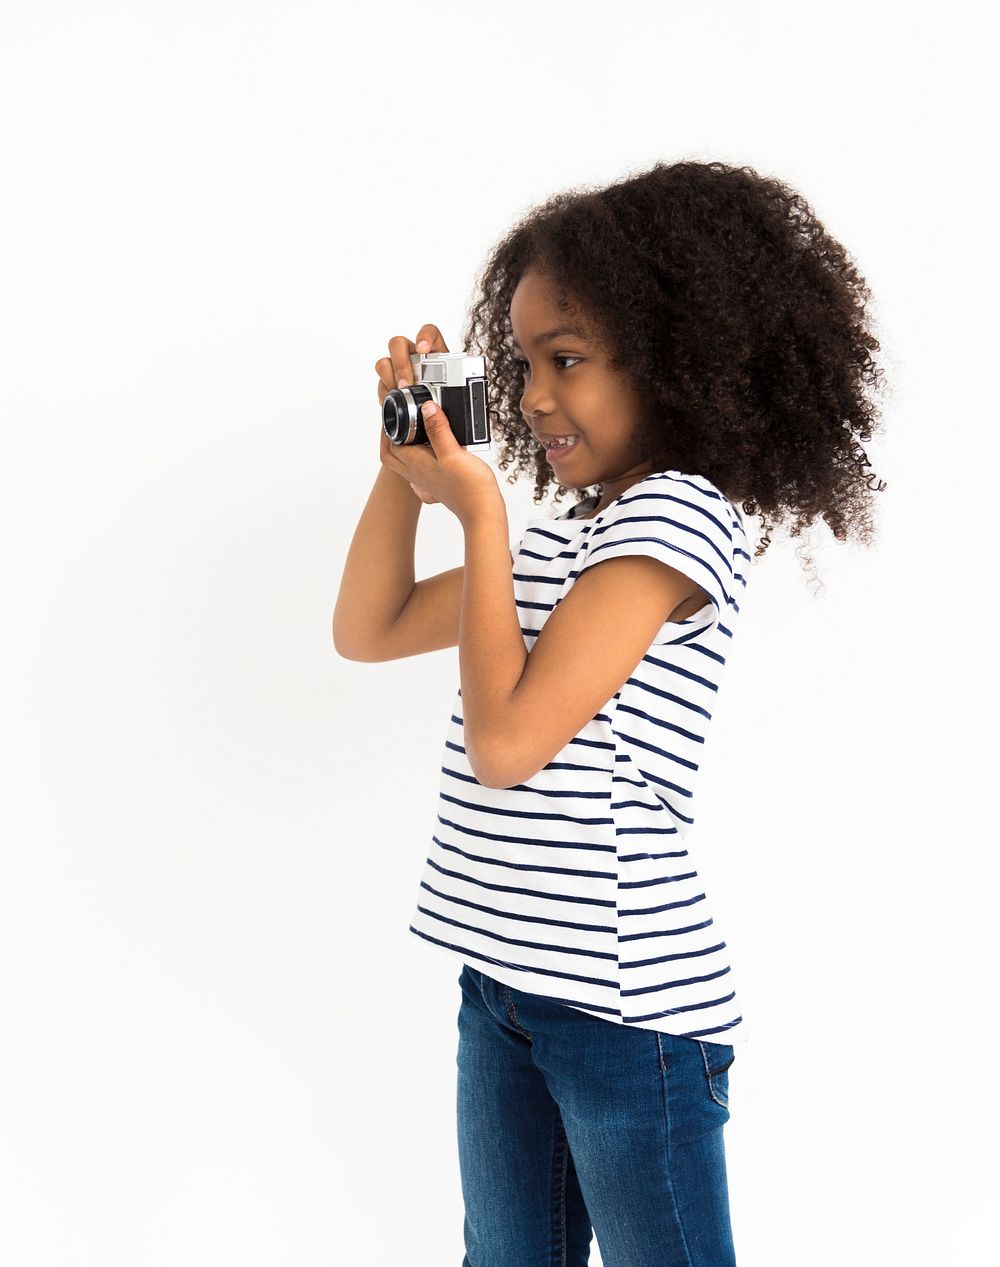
[408,468,752,1043]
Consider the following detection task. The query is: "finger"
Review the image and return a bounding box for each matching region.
[375,355,398,402]
[375,346,418,403]
[413,324,450,357]
[419,400,458,458]
[376,326,451,398]
[387,334,419,389]
[380,428,412,476]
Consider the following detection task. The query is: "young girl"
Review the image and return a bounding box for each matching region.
[334,158,887,1267]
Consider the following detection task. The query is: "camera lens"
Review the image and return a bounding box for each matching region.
[382,383,432,444]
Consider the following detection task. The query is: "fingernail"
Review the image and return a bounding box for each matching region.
[422,401,436,416]
[416,340,430,351]
[397,377,408,388]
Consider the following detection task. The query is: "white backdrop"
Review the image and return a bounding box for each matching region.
[2,2,996,1264]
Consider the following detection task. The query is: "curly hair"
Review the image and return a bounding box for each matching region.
[459,159,888,575]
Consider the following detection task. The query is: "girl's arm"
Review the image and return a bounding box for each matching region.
[332,466,423,660]
[460,509,703,789]
[334,466,515,663]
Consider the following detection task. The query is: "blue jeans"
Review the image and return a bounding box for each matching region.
[456,964,737,1267]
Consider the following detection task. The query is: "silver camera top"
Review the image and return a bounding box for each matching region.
[408,350,486,385]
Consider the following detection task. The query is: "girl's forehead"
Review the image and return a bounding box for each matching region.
[509,320,591,350]
[508,300,594,343]
[510,269,572,318]
[509,272,604,349]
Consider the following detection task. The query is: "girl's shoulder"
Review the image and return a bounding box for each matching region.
[629,469,746,533]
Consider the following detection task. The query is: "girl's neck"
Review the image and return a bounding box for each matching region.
[588,461,657,515]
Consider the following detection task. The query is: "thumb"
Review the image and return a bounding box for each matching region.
[420,400,455,453]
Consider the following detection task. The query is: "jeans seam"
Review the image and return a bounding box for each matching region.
[655,1033,696,1267]
[552,1120,568,1267]
[504,984,532,1038]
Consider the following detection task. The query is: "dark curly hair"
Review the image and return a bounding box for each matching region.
[459,159,888,575]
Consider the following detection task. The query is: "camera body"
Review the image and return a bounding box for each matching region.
[382,350,489,448]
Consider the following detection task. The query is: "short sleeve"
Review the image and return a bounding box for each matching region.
[575,472,738,629]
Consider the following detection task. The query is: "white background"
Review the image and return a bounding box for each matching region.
[2,2,996,1264]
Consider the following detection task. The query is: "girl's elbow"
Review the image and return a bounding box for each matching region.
[473,743,538,790]
[469,736,517,790]
[471,753,505,790]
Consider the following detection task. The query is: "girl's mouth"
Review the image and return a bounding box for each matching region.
[541,436,580,462]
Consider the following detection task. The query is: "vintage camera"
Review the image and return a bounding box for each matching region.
[382,350,490,448]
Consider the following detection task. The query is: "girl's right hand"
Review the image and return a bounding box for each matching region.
[376,325,450,504]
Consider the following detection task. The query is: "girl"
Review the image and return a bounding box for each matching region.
[334,159,887,1267]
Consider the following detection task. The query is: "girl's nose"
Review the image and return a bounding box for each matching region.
[520,384,554,417]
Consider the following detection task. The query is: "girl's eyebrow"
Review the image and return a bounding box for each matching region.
[511,325,589,351]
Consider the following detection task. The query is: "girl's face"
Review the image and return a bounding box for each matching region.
[509,267,656,506]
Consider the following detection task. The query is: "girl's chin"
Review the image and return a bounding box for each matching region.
[548,461,588,488]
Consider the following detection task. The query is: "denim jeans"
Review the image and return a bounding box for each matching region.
[455,963,737,1267]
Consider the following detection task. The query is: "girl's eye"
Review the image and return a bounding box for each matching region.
[514,355,581,374]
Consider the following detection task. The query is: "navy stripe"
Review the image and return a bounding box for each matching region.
[419,881,615,933]
[434,816,616,854]
[414,902,618,959]
[429,835,617,881]
[424,854,616,908]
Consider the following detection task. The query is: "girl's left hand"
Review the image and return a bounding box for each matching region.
[381,400,503,526]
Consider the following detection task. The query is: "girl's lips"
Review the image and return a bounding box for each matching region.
[543,439,579,463]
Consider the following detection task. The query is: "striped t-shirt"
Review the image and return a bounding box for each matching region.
[408,468,751,1044]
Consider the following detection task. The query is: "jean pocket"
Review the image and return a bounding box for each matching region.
[696,1039,735,1109]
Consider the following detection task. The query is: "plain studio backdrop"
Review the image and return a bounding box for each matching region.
[1,2,996,1264]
